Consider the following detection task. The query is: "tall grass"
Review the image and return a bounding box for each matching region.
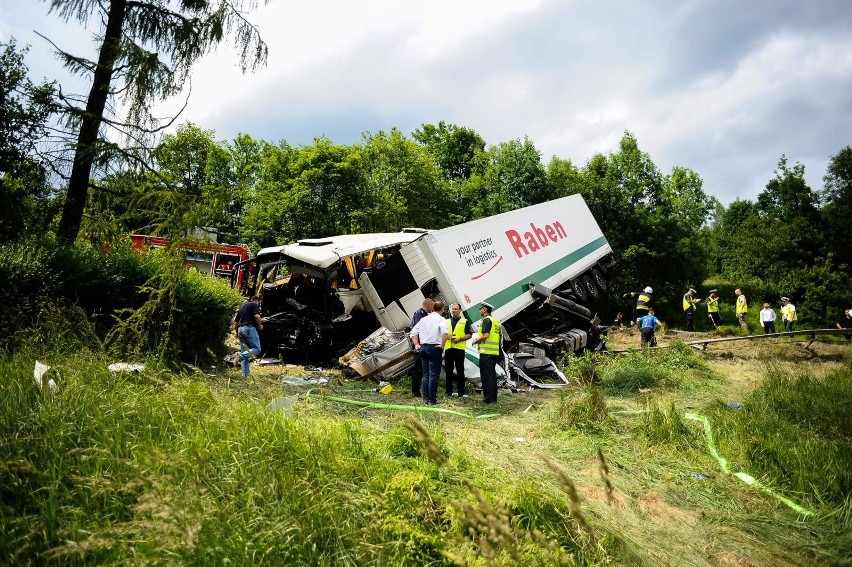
[4,344,851,565]
[709,363,852,507]
[597,340,719,394]
[0,353,618,565]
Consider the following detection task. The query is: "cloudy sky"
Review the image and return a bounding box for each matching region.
[2,0,851,204]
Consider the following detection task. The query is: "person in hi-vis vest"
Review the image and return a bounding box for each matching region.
[780,297,796,333]
[705,289,721,329]
[444,303,473,397]
[735,288,748,332]
[472,302,501,404]
[682,287,701,331]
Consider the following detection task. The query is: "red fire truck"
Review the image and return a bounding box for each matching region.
[129,234,251,289]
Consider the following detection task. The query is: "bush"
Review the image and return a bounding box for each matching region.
[549,385,610,431]
[0,236,241,364]
[638,400,695,448]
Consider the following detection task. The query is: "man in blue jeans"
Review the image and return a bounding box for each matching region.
[410,300,448,405]
[234,295,263,377]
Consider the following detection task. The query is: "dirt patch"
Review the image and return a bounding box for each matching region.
[577,481,626,510]
[638,494,699,526]
[714,551,759,567]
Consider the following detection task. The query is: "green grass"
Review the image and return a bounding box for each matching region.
[1,345,851,565]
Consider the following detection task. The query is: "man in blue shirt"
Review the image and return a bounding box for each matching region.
[409,298,434,396]
[639,308,663,348]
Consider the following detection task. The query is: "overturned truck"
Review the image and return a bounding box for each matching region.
[232,194,613,384]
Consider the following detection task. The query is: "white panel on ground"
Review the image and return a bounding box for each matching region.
[400,289,426,321]
[381,301,411,331]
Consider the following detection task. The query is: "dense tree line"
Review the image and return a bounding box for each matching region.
[2,40,850,327]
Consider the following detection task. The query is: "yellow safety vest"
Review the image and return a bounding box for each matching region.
[444,317,468,350]
[477,316,500,356]
[683,293,697,311]
[782,304,797,321]
[706,296,719,313]
[736,295,748,314]
[636,293,651,311]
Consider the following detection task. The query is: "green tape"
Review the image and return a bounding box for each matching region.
[684,413,812,516]
[309,394,500,420]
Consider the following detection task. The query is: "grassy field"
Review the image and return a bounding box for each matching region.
[1,328,851,565]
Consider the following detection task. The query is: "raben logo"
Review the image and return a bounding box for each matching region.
[505,221,567,258]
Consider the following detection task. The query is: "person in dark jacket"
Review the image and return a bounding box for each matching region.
[234,295,263,377]
[409,298,434,396]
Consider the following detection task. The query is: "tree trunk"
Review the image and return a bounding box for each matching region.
[56,0,127,243]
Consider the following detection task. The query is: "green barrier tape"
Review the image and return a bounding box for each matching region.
[684,412,812,517]
[309,394,500,420]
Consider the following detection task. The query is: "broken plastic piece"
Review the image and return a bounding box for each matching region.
[108,362,145,373]
[33,361,57,390]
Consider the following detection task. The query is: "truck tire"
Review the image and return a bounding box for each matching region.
[583,275,600,301]
[590,267,608,294]
[571,279,588,303]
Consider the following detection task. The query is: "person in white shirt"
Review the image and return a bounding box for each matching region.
[759,302,777,334]
[410,300,449,405]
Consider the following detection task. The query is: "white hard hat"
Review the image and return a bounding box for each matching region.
[644,286,653,294]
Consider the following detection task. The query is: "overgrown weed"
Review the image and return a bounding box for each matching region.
[598,340,718,395]
[709,365,852,507]
[637,400,696,448]
[548,385,611,432]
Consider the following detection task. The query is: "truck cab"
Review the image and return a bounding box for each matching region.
[231,230,428,360]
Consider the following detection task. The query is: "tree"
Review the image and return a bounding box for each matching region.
[412,121,485,181]
[576,132,710,315]
[0,40,56,242]
[755,156,822,275]
[47,0,269,242]
[287,138,365,239]
[474,137,550,218]
[545,156,583,198]
[360,129,447,232]
[239,140,295,250]
[821,146,852,268]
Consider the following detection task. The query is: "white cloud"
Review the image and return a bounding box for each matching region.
[2,0,850,203]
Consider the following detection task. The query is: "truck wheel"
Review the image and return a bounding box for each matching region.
[583,275,600,301]
[571,279,588,303]
[591,268,608,294]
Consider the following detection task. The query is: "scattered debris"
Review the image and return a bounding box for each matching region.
[282,377,329,386]
[690,473,709,480]
[727,402,743,409]
[268,395,298,416]
[514,437,526,443]
[256,357,281,366]
[340,327,414,380]
[33,361,57,391]
[107,362,145,373]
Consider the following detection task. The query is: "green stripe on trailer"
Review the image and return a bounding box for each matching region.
[462,236,609,323]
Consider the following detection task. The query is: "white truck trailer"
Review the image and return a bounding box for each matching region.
[354,194,612,380]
